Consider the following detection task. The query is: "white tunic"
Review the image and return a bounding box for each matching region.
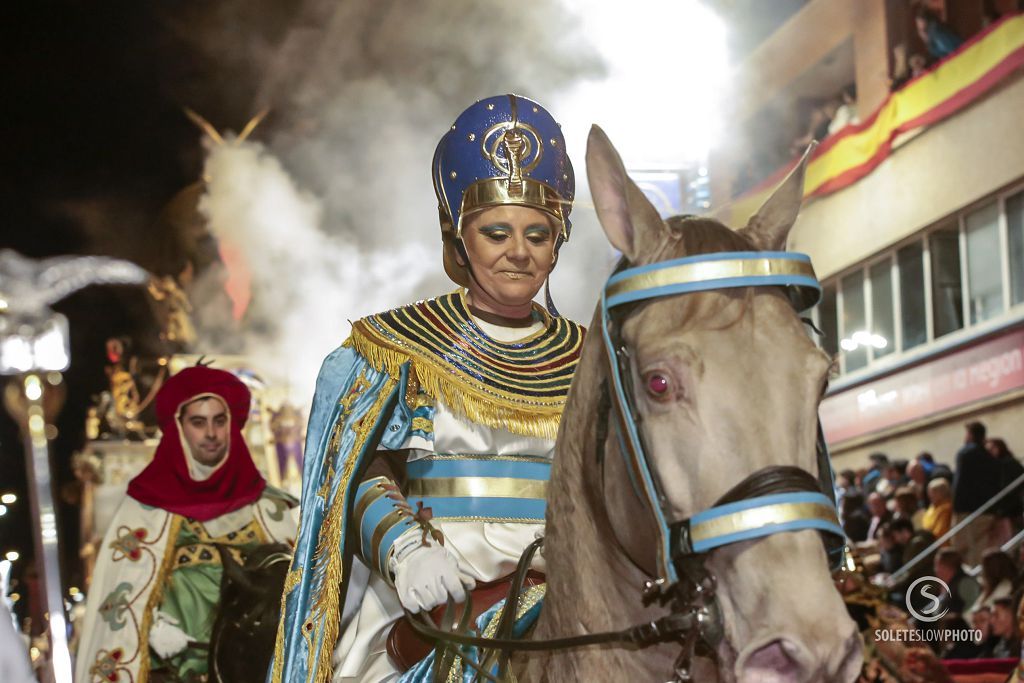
[333,318,552,682]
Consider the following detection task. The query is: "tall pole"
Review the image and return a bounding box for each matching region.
[4,372,70,683]
[0,250,149,682]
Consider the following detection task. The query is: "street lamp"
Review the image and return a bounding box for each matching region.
[0,249,148,683]
[840,330,889,352]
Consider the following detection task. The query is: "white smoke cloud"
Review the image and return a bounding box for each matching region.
[186,0,728,404]
[198,137,424,399]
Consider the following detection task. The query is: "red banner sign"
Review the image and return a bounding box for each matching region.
[820,326,1024,444]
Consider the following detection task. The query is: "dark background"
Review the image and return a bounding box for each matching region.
[0,1,307,621]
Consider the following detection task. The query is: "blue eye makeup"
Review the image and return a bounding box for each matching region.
[525,225,552,238]
[474,222,552,243]
[478,225,511,238]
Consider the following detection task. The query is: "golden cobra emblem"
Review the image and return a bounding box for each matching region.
[481,121,544,177]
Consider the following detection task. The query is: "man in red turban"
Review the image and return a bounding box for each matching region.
[75,365,298,683]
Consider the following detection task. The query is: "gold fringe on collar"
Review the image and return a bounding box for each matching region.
[347,317,575,441]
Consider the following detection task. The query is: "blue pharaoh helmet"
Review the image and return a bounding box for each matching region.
[433,94,575,287]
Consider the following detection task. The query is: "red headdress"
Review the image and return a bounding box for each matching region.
[127,365,266,521]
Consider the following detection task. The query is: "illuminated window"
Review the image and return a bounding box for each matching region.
[898,242,927,351]
[841,270,868,372]
[824,185,1023,377]
[817,283,839,358]
[869,259,894,359]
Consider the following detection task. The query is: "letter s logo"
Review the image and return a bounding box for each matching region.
[906,576,951,623]
[919,584,944,616]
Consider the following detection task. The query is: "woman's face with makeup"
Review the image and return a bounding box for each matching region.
[458,205,557,311]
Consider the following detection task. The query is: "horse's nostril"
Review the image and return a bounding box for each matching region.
[738,639,806,683]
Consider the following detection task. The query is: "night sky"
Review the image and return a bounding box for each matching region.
[0,1,305,614]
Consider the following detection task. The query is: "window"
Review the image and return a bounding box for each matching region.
[841,270,868,372]
[1008,189,1024,307]
[869,260,895,359]
[825,185,1023,377]
[818,283,839,358]
[930,224,964,338]
[898,242,926,350]
[964,202,1003,324]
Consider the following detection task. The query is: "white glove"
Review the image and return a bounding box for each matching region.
[148,612,190,658]
[390,531,475,613]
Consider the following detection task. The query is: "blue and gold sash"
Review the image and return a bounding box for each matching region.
[354,455,551,575]
[405,455,550,522]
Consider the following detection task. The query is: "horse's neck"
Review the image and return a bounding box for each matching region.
[531,332,677,679]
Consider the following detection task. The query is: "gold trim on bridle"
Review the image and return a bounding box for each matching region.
[606,258,817,300]
[689,501,839,546]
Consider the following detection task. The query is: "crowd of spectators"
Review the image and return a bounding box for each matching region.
[732,83,860,198]
[788,85,859,157]
[838,421,1024,665]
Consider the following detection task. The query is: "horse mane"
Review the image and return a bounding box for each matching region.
[637,216,762,334]
[209,542,292,683]
[665,215,758,255]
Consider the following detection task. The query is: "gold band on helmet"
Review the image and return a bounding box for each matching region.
[445,177,570,241]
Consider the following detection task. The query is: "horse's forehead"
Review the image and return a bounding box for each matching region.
[626,290,813,363]
[623,289,747,335]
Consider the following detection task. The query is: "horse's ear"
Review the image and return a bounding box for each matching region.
[217,545,257,593]
[740,142,816,251]
[586,124,663,261]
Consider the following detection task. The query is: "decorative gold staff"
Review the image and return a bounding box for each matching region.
[0,249,148,683]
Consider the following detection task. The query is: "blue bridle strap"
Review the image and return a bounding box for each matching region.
[605,251,821,310]
[599,250,841,585]
[687,491,844,554]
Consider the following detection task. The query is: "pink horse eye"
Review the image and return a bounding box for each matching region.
[646,373,670,397]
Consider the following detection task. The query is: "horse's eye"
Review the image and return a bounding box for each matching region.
[644,372,671,399]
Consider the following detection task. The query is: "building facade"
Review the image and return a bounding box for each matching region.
[711,0,1024,468]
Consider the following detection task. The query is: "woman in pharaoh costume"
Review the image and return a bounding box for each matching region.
[272,95,583,682]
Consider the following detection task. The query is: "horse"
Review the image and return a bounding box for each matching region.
[514,126,863,683]
[209,543,292,683]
